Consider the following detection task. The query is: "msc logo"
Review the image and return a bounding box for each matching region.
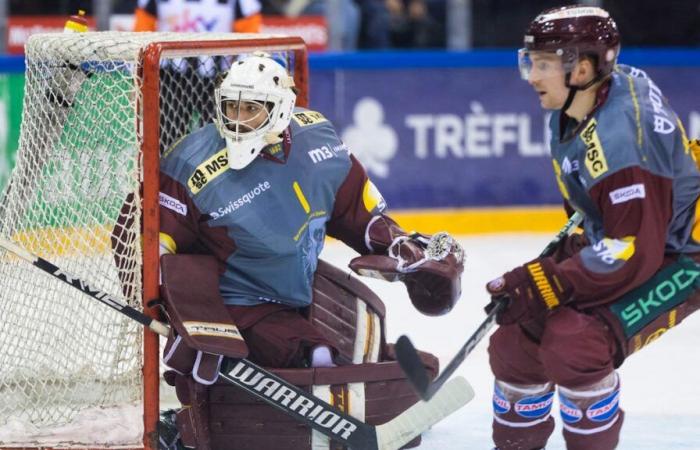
[293,111,327,127]
[580,119,609,179]
[188,149,228,194]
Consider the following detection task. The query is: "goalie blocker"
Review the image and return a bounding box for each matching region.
[160,255,441,450]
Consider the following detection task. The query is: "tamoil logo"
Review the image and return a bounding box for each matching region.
[514,392,554,419]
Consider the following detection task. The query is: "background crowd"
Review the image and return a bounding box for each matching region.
[7,0,700,50]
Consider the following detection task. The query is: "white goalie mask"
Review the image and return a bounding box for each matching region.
[215,53,297,170]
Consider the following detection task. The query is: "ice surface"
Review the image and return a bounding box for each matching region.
[2,234,698,449]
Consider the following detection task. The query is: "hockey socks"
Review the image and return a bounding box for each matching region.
[491,380,555,450]
[558,372,623,450]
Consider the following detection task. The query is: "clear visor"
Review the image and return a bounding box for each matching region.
[518,48,579,82]
[216,90,276,141]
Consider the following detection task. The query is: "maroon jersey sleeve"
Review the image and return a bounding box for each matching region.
[326,155,387,255]
[159,172,204,254]
[557,166,673,308]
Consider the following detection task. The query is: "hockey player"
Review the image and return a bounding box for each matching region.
[485,5,700,450]
[156,52,464,447]
[134,0,263,152]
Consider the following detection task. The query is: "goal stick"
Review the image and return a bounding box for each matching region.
[0,236,473,450]
[395,211,584,401]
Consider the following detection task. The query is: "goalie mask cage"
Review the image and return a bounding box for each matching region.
[0,32,308,449]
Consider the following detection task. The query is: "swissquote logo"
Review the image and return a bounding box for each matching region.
[227,360,359,439]
[210,181,271,220]
[341,97,398,178]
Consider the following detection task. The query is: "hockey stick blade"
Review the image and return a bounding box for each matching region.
[396,301,504,401]
[396,211,583,400]
[395,335,431,397]
[376,376,474,450]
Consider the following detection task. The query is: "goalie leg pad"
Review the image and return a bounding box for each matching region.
[160,254,249,359]
[228,305,338,368]
[173,374,213,450]
[309,259,386,365]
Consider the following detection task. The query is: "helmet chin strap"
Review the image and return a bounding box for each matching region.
[562,70,604,114]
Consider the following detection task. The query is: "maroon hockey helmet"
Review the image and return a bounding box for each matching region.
[520,5,620,82]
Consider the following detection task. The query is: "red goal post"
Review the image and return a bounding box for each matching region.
[0,32,308,450]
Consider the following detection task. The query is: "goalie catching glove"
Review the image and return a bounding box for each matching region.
[349,216,465,316]
[485,257,573,325]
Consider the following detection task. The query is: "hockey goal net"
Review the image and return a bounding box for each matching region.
[0,31,308,449]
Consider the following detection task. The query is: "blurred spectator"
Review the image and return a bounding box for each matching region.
[387,0,445,48]
[471,0,700,47]
[471,0,562,47]
[604,1,700,46]
[358,0,392,49]
[10,0,92,15]
[263,0,360,50]
[133,0,261,33]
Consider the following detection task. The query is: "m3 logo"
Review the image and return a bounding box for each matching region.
[307,144,347,164]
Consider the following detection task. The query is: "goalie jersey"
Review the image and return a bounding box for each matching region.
[548,64,700,308]
[159,108,387,307]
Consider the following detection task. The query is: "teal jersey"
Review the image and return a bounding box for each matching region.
[159,108,385,307]
[547,65,700,305]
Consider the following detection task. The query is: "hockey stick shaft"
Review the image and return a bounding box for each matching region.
[0,236,170,336]
[396,211,584,400]
[0,236,471,449]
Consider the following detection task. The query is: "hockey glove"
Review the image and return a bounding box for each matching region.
[485,257,572,325]
[350,231,465,316]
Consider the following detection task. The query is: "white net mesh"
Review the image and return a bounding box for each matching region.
[0,31,304,448]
